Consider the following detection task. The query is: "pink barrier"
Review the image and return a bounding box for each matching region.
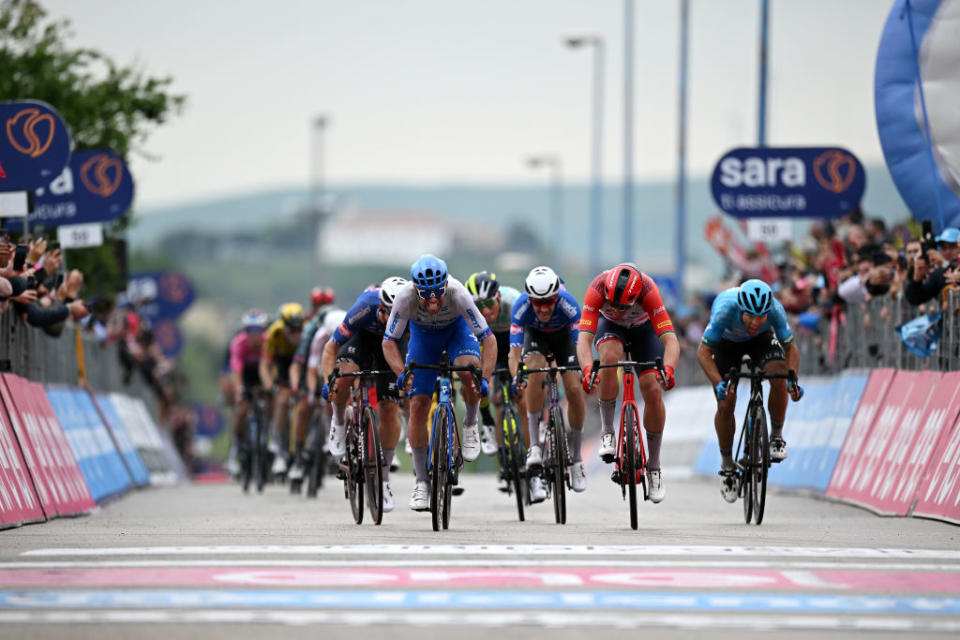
[913,373,960,525]
[826,369,894,501]
[0,395,44,529]
[1,375,94,518]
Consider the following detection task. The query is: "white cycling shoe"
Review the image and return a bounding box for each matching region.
[720,470,738,503]
[480,422,498,456]
[409,480,429,511]
[382,481,395,513]
[770,437,788,462]
[327,421,346,457]
[461,422,481,462]
[646,468,665,503]
[525,444,543,469]
[598,433,616,462]
[529,475,547,503]
[271,455,288,476]
[570,461,587,493]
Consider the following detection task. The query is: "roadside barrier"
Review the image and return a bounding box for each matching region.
[0,393,45,529]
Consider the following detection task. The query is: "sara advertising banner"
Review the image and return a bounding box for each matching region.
[711,147,865,219]
[6,149,134,230]
[0,100,72,192]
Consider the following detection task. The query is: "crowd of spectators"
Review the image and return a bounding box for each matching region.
[677,208,959,374]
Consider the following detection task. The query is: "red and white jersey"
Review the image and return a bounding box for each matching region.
[579,269,675,337]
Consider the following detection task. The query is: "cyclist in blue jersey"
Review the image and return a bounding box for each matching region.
[383,254,497,511]
[321,276,408,512]
[696,279,804,503]
[510,266,587,500]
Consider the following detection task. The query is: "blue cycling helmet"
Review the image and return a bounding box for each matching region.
[737,279,773,316]
[410,254,448,291]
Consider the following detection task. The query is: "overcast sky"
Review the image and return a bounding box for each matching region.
[41,0,894,209]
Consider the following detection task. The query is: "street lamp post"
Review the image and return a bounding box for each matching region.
[311,115,328,217]
[623,0,635,263]
[565,35,605,277]
[526,154,564,266]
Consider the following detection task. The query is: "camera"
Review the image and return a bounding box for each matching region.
[921,220,937,253]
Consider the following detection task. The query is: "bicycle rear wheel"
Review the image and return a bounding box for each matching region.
[503,404,525,522]
[255,406,268,493]
[549,406,567,525]
[430,405,449,532]
[751,405,769,525]
[362,406,384,525]
[346,426,363,525]
[306,411,327,498]
[623,403,639,530]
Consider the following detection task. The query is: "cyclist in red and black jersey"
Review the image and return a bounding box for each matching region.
[576,263,679,503]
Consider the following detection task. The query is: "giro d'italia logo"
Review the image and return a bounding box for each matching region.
[813,149,857,194]
[5,107,56,158]
[79,153,124,198]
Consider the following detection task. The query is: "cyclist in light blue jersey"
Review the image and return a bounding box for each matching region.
[696,279,804,503]
[383,254,497,511]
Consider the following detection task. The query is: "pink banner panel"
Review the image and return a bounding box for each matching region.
[0,395,44,528]
[844,370,939,514]
[826,368,895,500]
[913,373,960,525]
[0,375,94,518]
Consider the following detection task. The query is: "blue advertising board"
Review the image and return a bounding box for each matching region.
[0,101,72,192]
[95,394,150,487]
[193,405,225,438]
[710,147,865,219]
[6,149,134,229]
[126,271,195,321]
[152,318,184,358]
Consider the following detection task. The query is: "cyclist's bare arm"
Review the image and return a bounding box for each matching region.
[259,356,274,390]
[306,364,318,398]
[479,333,497,380]
[289,361,302,391]
[508,345,523,380]
[696,342,723,387]
[382,338,405,377]
[320,338,338,381]
[576,330,595,369]
[660,331,681,372]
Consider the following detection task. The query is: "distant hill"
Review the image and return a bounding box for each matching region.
[132,166,909,278]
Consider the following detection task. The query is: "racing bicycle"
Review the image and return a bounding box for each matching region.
[492,367,529,521]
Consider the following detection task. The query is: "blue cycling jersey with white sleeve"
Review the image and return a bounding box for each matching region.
[384,277,492,342]
[509,289,581,348]
[701,287,794,347]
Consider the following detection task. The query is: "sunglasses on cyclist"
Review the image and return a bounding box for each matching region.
[244,326,264,334]
[531,295,558,307]
[611,301,633,311]
[416,286,446,300]
[476,298,497,309]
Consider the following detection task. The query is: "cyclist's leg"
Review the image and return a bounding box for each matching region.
[372,334,402,481]
[627,324,666,468]
[712,341,741,470]
[328,336,362,455]
[404,323,445,506]
[547,327,585,462]
[594,318,627,447]
[450,319,483,461]
[522,354,548,450]
[754,330,788,455]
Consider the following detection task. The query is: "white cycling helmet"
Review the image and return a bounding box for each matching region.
[379,276,408,308]
[321,309,346,336]
[524,266,561,299]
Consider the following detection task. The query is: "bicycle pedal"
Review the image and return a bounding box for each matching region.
[335,469,346,481]
[452,487,465,496]
[610,470,622,484]
[601,453,615,464]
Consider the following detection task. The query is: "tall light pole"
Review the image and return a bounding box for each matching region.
[623,0,635,263]
[757,0,769,147]
[675,0,689,305]
[565,35,605,276]
[311,115,329,217]
[526,154,564,266]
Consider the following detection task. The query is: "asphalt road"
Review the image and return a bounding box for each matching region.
[1,470,959,639]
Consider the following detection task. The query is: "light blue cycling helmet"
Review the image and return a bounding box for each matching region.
[410,254,448,291]
[737,279,773,316]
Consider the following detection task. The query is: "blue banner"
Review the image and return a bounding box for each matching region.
[152,318,184,358]
[126,271,195,321]
[193,405,225,438]
[0,101,72,192]
[95,394,150,487]
[6,150,134,229]
[710,147,865,219]
[45,388,132,503]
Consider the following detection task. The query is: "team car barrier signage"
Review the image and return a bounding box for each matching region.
[913,373,960,525]
[105,393,181,486]
[0,100,72,192]
[0,389,45,529]
[45,388,134,503]
[710,147,866,219]
[0,375,95,519]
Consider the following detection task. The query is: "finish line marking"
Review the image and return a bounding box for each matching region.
[20,545,960,559]
[2,589,960,615]
[1,610,959,632]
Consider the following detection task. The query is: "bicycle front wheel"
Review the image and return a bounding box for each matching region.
[346,426,364,525]
[623,403,639,530]
[503,404,525,522]
[255,407,268,494]
[306,411,327,498]
[751,404,769,525]
[741,411,754,525]
[430,404,449,532]
[362,406,384,525]
[549,406,567,525]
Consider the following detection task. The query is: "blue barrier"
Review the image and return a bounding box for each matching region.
[690,373,869,494]
[45,388,133,503]
[95,394,150,488]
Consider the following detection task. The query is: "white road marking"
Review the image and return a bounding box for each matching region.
[1,559,959,571]
[19,544,960,559]
[0,609,958,632]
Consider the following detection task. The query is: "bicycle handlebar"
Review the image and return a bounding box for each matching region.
[405,360,483,388]
[724,366,797,385]
[588,357,665,389]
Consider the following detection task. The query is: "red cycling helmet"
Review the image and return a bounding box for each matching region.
[311,287,335,306]
[603,263,643,309]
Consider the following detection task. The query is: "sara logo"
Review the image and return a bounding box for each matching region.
[79,153,124,198]
[812,149,857,194]
[5,107,56,158]
[158,273,191,305]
